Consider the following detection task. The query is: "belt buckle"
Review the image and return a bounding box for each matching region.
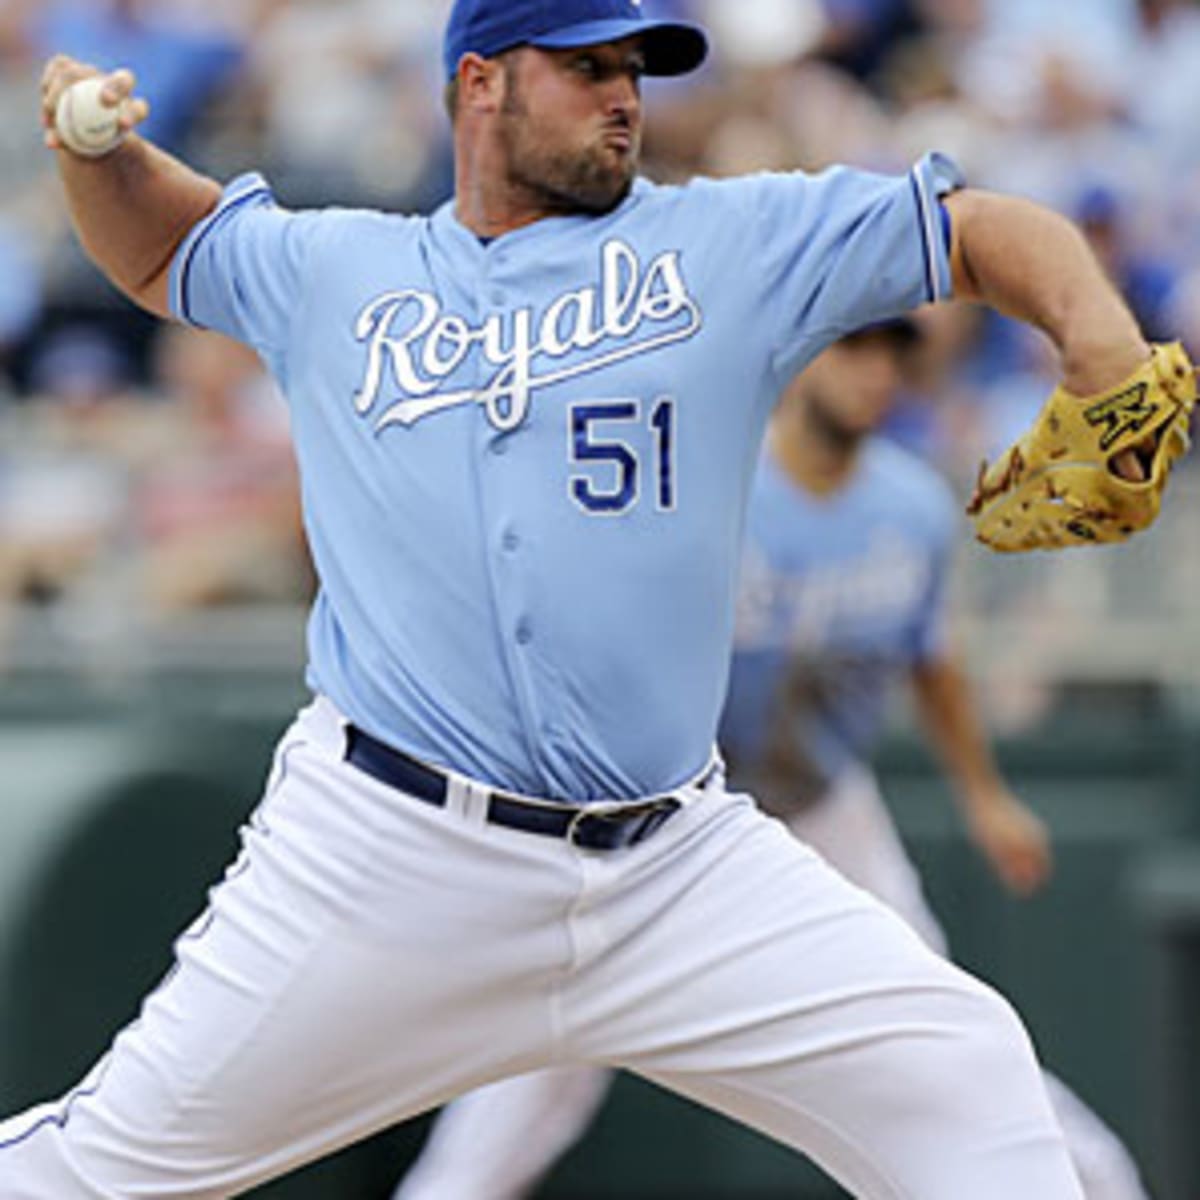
[567,803,625,849]
[566,798,678,850]
[566,806,592,848]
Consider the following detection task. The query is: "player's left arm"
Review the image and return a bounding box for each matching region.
[909,652,1052,897]
[941,189,1149,395]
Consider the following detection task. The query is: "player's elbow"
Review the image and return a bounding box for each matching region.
[125,266,174,321]
[85,187,221,322]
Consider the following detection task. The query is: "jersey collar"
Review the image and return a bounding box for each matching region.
[432,177,653,255]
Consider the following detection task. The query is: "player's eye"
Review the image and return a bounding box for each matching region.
[569,51,643,87]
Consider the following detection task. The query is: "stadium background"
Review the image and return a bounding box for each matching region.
[3,0,1200,1195]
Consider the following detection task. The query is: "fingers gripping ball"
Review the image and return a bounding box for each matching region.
[55,77,126,158]
[967,341,1197,552]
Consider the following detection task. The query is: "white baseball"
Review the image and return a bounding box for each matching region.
[54,76,126,158]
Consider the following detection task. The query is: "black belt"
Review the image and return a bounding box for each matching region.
[344,725,683,851]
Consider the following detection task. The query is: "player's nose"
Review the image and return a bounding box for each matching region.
[605,72,641,119]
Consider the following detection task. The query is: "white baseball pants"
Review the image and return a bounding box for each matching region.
[394,765,1145,1200]
[0,698,1085,1199]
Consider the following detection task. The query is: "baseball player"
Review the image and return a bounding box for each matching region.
[391,321,1150,1200]
[0,0,1171,1195]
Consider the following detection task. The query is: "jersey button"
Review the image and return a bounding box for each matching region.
[491,438,509,456]
[502,531,520,552]
[515,620,533,645]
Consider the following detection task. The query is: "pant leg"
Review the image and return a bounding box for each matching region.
[0,700,582,1199]
[562,785,1085,1200]
[784,766,948,955]
[1042,1075,1150,1200]
[392,1067,613,1200]
[791,768,1148,1200]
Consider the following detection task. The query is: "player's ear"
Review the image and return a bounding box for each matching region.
[457,52,506,116]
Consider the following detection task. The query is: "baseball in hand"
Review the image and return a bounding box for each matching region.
[55,76,125,158]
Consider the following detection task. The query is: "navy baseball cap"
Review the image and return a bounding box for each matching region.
[443,0,709,81]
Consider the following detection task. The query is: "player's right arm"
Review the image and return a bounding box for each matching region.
[40,57,223,320]
[909,653,1052,897]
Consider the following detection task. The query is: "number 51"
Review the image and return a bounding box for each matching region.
[568,398,676,515]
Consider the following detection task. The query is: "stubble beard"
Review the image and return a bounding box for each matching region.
[499,80,637,216]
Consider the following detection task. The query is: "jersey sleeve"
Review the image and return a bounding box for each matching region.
[752,151,965,385]
[168,172,320,368]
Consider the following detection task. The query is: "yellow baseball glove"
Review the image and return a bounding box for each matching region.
[967,341,1196,552]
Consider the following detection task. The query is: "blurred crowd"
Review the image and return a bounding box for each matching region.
[2,0,1200,705]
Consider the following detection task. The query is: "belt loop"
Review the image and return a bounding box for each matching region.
[309,695,353,757]
[459,779,491,826]
[443,776,471,819]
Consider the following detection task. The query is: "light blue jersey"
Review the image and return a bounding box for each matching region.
[720,439,958,804]
[169,154,962,801]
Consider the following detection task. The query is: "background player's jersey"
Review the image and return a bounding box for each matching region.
[169,155,961,801]
[719,440,957,808]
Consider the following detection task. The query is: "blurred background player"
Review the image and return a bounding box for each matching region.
[391,320,1148,1200]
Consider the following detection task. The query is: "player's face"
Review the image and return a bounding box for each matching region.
[497,40,645,216]
[799,333,910,443]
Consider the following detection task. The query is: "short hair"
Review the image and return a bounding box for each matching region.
[444,77,460,121]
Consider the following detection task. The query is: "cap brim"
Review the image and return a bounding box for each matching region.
[530,18,708,77]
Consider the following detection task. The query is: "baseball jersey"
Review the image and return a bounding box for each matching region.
[720,439,958,807]
[169,152,963,801]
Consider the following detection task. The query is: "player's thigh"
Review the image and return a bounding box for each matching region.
[0,731,567,1197]
[574,798,1078,1199]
